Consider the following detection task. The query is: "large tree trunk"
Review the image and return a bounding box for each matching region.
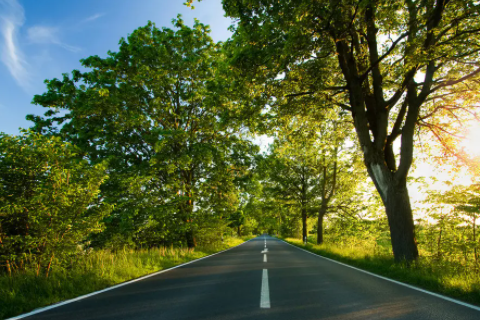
[317,205,327,245]
[348,76,420,262]
[332,7,424,263]
[385,184,418,262]
[382,176,418,262]
[301,206,307,242]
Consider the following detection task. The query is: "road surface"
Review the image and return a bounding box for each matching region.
[13,235,480,320]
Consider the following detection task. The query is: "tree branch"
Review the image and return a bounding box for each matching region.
[430,67,480,92]
[359,32,408,82]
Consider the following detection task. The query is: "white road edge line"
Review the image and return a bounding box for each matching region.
[264,253,267,263]
[7,238,257,320]
[260,269,271,308]
[279,239,480,312]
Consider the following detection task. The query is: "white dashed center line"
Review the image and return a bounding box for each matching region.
[260,269,270,308]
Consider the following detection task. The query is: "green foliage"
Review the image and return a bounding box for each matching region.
[423,182,480,264]
[30,18,258,248]
[223,0,480,261]
[2,4,480,318]
[258,106,365,242]
[0,131,112,277]
[228,209,245,236]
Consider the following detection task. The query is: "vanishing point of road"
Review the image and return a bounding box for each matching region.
[11,236,480,320]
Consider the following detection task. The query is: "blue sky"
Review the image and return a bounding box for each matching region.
[0,0,233,135]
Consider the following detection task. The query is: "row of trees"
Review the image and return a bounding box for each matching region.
[258,108,365,244]
[1,19,260,276]
[2,0,480,279]
[220,0,480,261]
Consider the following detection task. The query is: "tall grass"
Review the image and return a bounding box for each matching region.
[284,236,480,306]
[0,238,245,320]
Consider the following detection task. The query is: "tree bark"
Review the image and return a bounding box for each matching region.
[45,254,54,278]
[301,206,307,242]
[317,205,327,245]
[184,193,196,248]
[384,179,418,262]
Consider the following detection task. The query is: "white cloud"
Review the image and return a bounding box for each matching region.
[27,25,56,43]
[82,13,104,23]
[27,25,80,52]
[0,0,32,91]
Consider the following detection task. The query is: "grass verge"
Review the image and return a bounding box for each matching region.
[0,237,245,320]
[283,237,480,307]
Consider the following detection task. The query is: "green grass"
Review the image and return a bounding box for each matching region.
[283,237,480,307]
[0,237,245,320]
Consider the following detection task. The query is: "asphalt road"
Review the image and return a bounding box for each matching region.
[15,235,480,320]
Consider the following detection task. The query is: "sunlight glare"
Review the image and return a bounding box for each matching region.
[461,123,480,158]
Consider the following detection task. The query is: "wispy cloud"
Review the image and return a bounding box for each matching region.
[82,13,104,23]
[27,25,80,52]
[0,0,32,91]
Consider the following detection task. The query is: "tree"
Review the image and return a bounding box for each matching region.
[222,0,480,261]
[30,18,257,248]
[228,209,245,236]
[261,148,316,242]
[0,131,111,277]
[260,107,363,243]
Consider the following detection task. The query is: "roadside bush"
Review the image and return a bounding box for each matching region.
[0,131,112,277]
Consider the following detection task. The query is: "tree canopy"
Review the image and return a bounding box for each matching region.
[222,0,480,261]
[29,17,257,248]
